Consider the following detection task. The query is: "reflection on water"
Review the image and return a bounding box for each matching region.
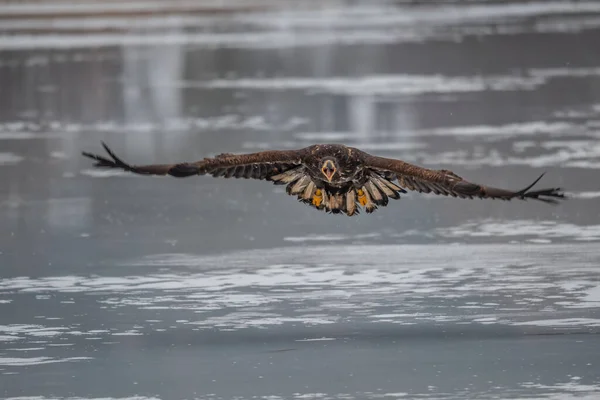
[1,1,600,399]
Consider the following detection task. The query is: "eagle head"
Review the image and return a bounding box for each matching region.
[320,157,338,182]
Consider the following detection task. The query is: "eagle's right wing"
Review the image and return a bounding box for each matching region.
[82,142,305,180]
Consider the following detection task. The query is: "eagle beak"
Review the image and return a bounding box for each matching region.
[321,160,336,182]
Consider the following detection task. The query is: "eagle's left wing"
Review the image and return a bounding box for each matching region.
[362,154,565,204]
[82,142,305,180]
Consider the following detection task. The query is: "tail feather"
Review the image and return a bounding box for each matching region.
[346,189,359,216]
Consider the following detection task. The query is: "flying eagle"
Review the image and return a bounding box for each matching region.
[82,142,565,216]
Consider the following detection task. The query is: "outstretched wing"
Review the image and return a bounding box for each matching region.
[82,142,304,180]
[362,154,565,204]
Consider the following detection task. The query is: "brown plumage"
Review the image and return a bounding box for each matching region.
[82,142,565,216]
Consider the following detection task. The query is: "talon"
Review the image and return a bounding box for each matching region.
[357,189,368,206]
[312,189,323,207]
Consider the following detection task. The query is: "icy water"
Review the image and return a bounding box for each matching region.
[1,1,600,399]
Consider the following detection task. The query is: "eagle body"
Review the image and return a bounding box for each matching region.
[268,144,403,215]
[83,142,565,217]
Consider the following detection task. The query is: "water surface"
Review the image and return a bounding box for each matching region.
[1,1,600,399]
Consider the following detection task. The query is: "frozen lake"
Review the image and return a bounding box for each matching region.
[1,1,600,399]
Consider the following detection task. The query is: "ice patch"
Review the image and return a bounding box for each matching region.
[521,378,600,397]
[0,30,430,51]
[191,315,337,329]
[0,116,306,137]
[284,233,380,242]
[569,192,600,199]
[6,348,44,351]
[512,318,600,327]
[79,169,140,178]
[0,0,265,15]
[0,153,24,165]
[235,2,600,30]
[0,356,92,366]
[294,131,376,142]
[0,325,67,338]
[569,286,600,309]
[112,331,143,336]
[531,67,600,79]
[436,220,600,242]
[0,132,61,140]
[194,74,544,96]
[180,65,600,97]
[407,137,600,168]
[4,397,159,400]
[421,121,577,138]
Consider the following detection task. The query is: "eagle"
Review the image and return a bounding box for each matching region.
[82,142,565,216]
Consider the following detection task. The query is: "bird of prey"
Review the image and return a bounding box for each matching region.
[82,142,565,216]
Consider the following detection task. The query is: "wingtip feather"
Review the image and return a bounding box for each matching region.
[513,173,566,204]
[514,172,546,197]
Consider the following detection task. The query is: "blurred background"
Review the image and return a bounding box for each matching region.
[1,1,600,399]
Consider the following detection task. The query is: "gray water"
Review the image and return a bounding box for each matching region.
[1,1,600,399]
